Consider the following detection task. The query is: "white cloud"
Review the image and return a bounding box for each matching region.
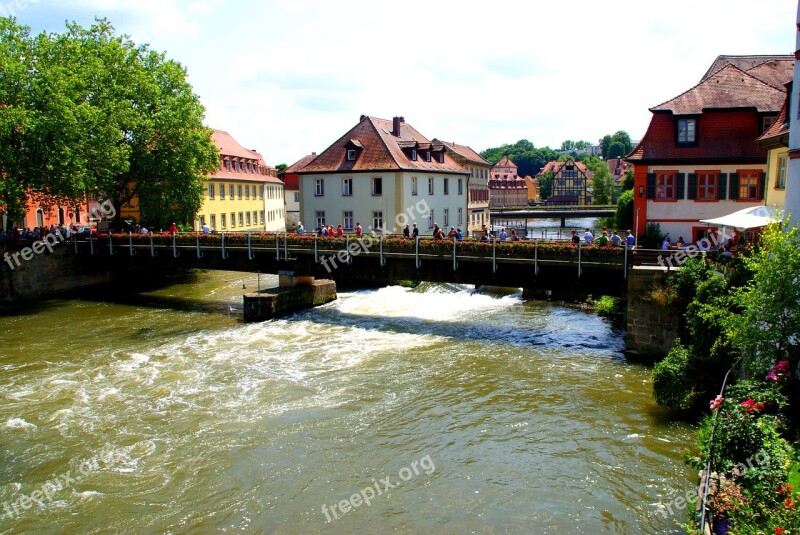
[17,0,798,164]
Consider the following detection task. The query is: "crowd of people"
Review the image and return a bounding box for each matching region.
[0,223,79,242]
[570,228,635,247]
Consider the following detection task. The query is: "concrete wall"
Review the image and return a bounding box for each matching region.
[1,243,114,302]
[626,266,680,357]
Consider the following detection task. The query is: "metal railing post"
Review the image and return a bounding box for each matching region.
[623,241,628,279]
[108,234,114,256]
[89,232,95,256]
[284,231,288,260]
[379,235,386,266]
[578,241,582,278]
[221,233,229,259]
[315,234,319,264]
[248,232,254,260]
[172,234,180,258]
[129,232,136,256]
[415,236,421,269]
[534,239,539,275]
[492,236,497,273]
[452,236,457,271]
[196,233,204,259]
[275,232,280,261]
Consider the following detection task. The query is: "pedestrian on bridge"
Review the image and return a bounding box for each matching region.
[583,228,593,245]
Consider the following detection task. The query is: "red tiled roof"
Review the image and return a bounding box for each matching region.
[757,90,790,145]
[210,129,283,184]
[285,153,318,174]
[651,64,787,115]
[495,155,518,169]
[438,140,490,165]
[298,116,469,174]
[536,159,589,177]
[701,55,793,89]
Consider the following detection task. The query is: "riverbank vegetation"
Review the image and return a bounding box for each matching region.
[651,222,800,533]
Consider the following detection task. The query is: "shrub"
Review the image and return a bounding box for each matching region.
[653,341,696,410]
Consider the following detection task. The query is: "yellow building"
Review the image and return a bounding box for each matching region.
[195,130,285,232]
[757,89,789,212]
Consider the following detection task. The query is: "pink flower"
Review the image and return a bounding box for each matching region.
[766,360,792,382]
[709,395,723,411]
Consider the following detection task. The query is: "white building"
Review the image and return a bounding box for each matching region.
[298,116,470,235]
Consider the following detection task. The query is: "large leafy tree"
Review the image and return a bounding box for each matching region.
[480,139,557,180]
[599,131,633,159]
[0,18,218,228]
[588,162,615,205]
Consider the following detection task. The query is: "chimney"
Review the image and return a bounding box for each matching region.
[359,114,367,122]
[392,116,404,136]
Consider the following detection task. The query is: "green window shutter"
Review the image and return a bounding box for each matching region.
[719,173,728,200]
[729,173,740,200]
[646,173,656,199]
[687,173,697,200]
[677,173,686,199]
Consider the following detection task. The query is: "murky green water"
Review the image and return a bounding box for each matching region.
[0,271,694,534]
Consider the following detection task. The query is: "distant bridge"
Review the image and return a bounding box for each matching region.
[490,205,617,228]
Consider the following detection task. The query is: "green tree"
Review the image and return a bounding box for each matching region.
[599,131,632,159]
[560,140,575,151]
[607,141,626,159]
[621,169,634,191]
[538,171,553,200]
[614,189,633,230]
[480,140,557,179]
[0,18,219,228]
[588,161,614,205]
[275,163,288,174]
[729,221,800,375]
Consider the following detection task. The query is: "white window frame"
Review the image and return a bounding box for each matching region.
[428,177,434,195]
[315,178,325,196]
[342,178,352,196]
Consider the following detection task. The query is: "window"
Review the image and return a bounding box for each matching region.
[315,211,326,229]
[428,209,434,229]
[677,118,696,144]
[372,177,382,196]
[777,155,787,189]
[656,173,677,200]
[436,152,444,163]
[208,183,215,200]
[763,115,778,133]
[443,208,449,227]
[410,149,417,161]
[234,160,240,173]
[260,210,265,224]
[246,212,251,226]
[230,212,236,228]
[373,211,383,231]
[347,149,356,161]
[342,178,352,196]
[229,184,235,199]
[697,172,718,200]
[428,177,434,195]
[315,178,325,196]
[225,159,231,172]
[343,211,353,230]
[294,191,300,202]
[219,183,225,200]
[199,215,206,227]
[443,178,449,195]
[424,150,431,162]
[458,179,463,195]
[252,185,257,198]
[221,213,227,228]
[738,171,761,200]
[210,214,216,230]
[238,212,244,226]
[411,176,418,196]
[238,185,243,199]
[260,186,264,200]
[245,185,250,200]
[457,208,463,226]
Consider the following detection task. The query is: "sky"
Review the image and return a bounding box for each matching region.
[7,0,797,166]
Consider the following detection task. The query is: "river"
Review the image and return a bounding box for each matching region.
[0,271,694,534]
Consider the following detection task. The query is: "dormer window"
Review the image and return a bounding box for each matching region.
[347,149,356,161]
[410,149,417,161]
[424,150,431,162]
[677,117,697,145]
[345,139,363,162]
[436,152,444,163]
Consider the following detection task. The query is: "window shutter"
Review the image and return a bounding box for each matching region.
[729,173,739,200]
[719,173,728,200]
[646,173,656,199]
[758,172,766,200]
[677,173,686,199]
[687,173,697,200]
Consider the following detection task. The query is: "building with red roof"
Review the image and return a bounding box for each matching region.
[627,55,792,243]
[296,115,470,235]
[196,130,285,232]
[537,158,592,205]
[489,156,528,208]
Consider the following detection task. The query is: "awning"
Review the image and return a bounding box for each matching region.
[699,205,781,230]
